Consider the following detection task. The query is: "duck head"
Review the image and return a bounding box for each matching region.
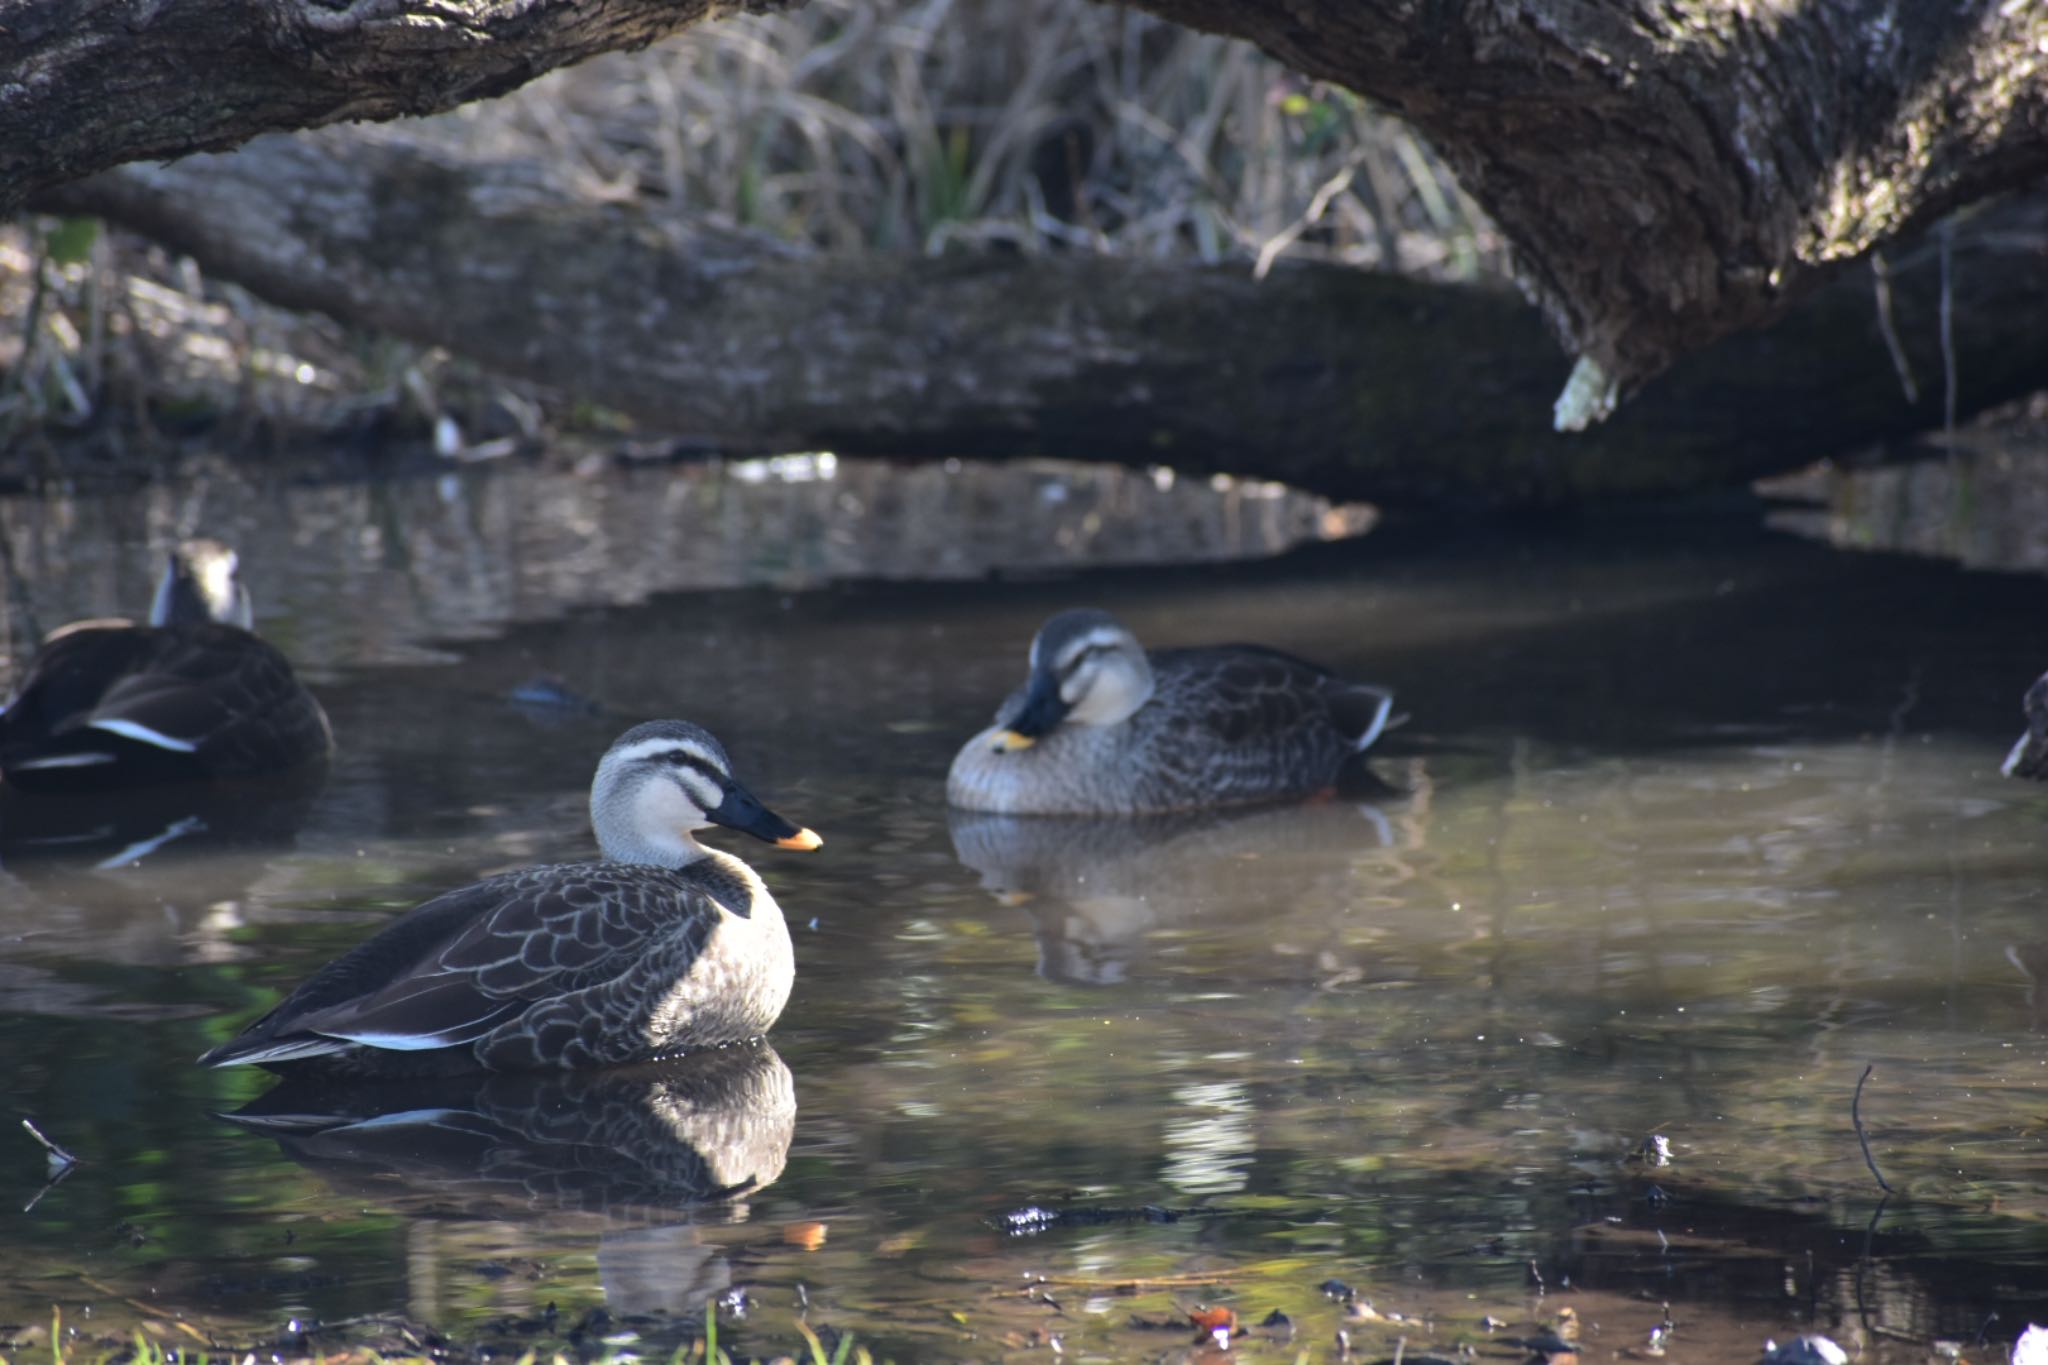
[991,608,1156,752]
[592,720,822,865]
[150,538,254,630]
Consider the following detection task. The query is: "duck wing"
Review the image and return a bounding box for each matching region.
[200,862,714,1067]
[1,621,328,779]
[0,622,157,769]
[90,624,330,767]
[1157,646,1391,749]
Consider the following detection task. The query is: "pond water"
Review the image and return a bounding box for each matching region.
[2,454,2047,1364]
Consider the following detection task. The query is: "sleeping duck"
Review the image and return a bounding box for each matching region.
[947,607,1395,815]
[0,538,331,789]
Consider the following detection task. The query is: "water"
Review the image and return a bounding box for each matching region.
[3,455,2047,1362]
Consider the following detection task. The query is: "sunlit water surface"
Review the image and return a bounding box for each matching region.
[2,455,2046,1362]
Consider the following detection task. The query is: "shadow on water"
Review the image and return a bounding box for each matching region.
[4,449,2048,1360]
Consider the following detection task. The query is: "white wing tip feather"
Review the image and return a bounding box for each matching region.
[13,751,119,770]
[89,719,200,752]
[202,1035,351,1067]
[1354,690,1395,753]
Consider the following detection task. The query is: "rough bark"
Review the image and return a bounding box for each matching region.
[1135,0,2048,419]
[0,0,780,214]
[41,131,2048,507]
[8,0,2046,418]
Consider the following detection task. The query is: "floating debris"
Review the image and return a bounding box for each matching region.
[1761,1334,1848,1365]
[1004,1205,1059,1234]
[996,1203,1183,1235]
[507,675,602,715]
[2014,1324,2048,1365]
[21,1117,78,1176]
[1186,1304,1237,1346]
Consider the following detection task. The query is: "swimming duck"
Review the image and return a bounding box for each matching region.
[947,607,1395,815]
[0,539,331,790]
[198,720,821,1073]
[2002,671,2048,779]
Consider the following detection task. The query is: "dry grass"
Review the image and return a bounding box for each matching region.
[454,0,1500,274]
[0,0,1505,471]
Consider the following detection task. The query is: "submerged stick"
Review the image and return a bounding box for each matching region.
[1852,1065,1894,1194]
[20,1118,79,1214]
[21,1117,77,1172]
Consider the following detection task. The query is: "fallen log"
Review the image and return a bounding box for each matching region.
[41,130,2048,507]
[8,0,2043,417]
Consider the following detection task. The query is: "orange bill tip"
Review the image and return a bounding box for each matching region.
[776,827,823,851]
[991,729,1037,752]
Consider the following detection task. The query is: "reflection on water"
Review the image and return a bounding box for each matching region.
[1763,431,2048,574]
[229,1042,794,1218]
[949,797,1411,984]
[0,455,1369,672]
[3,478,2048,1361]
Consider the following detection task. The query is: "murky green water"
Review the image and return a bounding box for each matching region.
[3,455,2047,1362]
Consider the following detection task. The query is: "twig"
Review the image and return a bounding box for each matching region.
[1938,217,1957,436]
[1854,1194,1887,1345]
[1869,250,1919,403]
[21,1117,77,1171]
[21,1118,80,1214]
[1852,1064,1894,1193]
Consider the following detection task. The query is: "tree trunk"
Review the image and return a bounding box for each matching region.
[1133,0,2048,419]
[41,131,2048,507]
[0,0,774,214]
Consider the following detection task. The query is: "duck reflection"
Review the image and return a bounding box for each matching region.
[0,767,324,875]
[949,800,1400,985]
[223,1042,795,1316]
[224,1041,794,1215]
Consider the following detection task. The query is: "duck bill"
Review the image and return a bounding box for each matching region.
[991,673,1068,753]
[707,783,822,850]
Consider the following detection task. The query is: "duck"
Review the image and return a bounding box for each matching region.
[2002,671,2048,779]
[198,720,821,1073]
[0,538,332,790]
[946,607,1396,815]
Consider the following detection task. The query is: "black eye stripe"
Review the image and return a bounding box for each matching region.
[651,751,727,788]
[1060,643,1113,675]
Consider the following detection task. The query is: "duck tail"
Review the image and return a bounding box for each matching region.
[1336,683,1399,754]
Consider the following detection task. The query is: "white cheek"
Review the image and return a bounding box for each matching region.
[635,778,703,832]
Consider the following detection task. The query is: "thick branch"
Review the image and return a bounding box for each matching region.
[1134,0,2048,409]
[0,0,787,215]
[41,131,2048,506]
